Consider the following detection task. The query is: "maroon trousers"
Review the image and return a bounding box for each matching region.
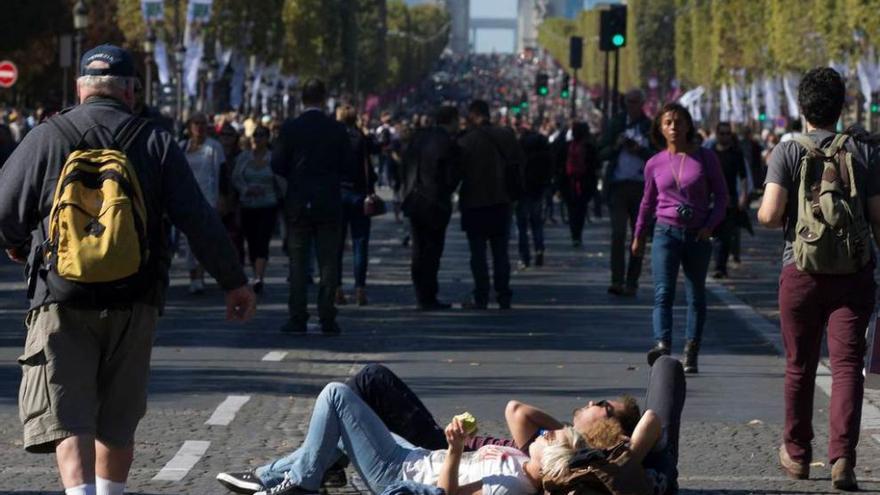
[779,263,875,465]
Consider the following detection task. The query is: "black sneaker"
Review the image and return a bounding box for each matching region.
[418,301,453,311]
[256,474,319,495]
[216,470,265,494]
[280,321,307,334]
[254,281,264,295]
[535,252,544,267]
[322,464,348,487]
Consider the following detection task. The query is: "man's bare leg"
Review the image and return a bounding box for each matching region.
[56,435,96,488]
[95,439,133,483]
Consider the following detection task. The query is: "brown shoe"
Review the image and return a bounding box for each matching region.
[355,288,368,306]
[778,444,809,480]
[335,288,348,305]
[831,457,858,491]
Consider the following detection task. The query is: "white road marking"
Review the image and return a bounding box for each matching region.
[152,440,210,482]
[261,351,288,362]
[205,395,251,426]
[707,281,880,438]
[681,474,880,482]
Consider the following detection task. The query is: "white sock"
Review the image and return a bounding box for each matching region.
[96,476,126,495]
[65,484,96,495]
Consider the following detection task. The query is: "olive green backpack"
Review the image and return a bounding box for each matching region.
[791,134,872,274]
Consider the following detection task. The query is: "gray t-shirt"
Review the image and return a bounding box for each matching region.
[764,129,880,265]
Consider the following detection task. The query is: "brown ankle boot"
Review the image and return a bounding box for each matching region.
[778,444,809,480]
[831,457,858,491]
[355,288,368,306]
[335,288,348,305]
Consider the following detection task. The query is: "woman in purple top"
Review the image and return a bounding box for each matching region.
[632,103,728,374]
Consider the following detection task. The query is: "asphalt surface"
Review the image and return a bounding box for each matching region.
[1,198,880,494]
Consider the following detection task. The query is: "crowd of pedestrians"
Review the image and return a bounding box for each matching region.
[1,43,879,495]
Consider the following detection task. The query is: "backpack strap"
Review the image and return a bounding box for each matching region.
[48,113,84,149]
[114,116,149,152]
[825,133,850,158]
[791,135,821,156]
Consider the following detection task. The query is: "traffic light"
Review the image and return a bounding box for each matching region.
[535,73,549,97]
[599,5,627,51]
[561,74,570,98]
[758,112,767,122]
[872,102,880,113]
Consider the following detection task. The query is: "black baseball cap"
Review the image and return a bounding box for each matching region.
[80,44,135,77]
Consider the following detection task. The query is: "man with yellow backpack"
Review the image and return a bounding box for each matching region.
[0,45,256,495]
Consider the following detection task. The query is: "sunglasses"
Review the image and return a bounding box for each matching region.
[594,400,614,419]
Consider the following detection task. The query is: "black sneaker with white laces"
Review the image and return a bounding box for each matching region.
[256,474,319,495]
[216,470,265,494]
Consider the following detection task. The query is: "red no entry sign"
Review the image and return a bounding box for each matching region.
[0,61,18,88]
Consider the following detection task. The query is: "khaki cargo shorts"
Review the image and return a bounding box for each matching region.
[18,303,157,453]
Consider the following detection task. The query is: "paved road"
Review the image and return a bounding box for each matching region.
[1,201,880,494]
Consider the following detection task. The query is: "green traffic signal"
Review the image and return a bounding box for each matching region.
[612,34,625,47]
[758,112,767,122]
[872,103,880,113]
[522,101,529,109]
[539,86,548,96]
[561,89,570,98]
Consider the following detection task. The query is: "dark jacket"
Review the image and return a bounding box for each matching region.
[401,126,462,217]
[340,125,378,198]
[519,130,552,198]
[599,112,654,186]
[457,123,526,210]
[271,109,352,223]
[0,97,247,310]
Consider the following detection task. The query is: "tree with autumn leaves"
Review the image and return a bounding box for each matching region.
[539,0,880,92]
[0,0,449,106]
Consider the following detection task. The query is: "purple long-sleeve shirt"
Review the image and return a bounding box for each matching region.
[634,148,729,239]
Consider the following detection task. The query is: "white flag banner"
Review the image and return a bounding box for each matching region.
[216,41,233,78]
[183,23,204,97]
[730,83,745,123]
[678,86,705,122]
[154,37,171,85]
[141,0,163,22]
[830,59,849,78]
[763,77,780,119]
[782,73,800,118]
[719,84,731,122]
[749,79,761,121]
[250,64,265,110]
[229,53,246,110]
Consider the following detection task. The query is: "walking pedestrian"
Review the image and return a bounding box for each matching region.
[335,104,378,307]
[0,44,254,495]
[515,120,552,269]
[710,122,749,279]
[632,102,728,374]
[458,100,526,309]
[758,67,880,491]
[600,90,654,296]
[272,78,351,335]
[179,112,227,294]
[564,122,599,247]
[400,105,462,310]
[233,125,280,294]
[218,122,246,265]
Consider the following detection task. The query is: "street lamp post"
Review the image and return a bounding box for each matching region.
[73,0,89,70]
[143,28,156,108]
[175,43,186,127]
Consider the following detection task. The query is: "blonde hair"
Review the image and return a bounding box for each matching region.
[541,426,586,483]
[580,417,626,450]
[336,104,357,126]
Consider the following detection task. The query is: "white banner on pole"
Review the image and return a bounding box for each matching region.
[730,83,745,124]
[183,24,204,97]
[250,64,265,111]
[763,77,780,120]
[749,79,761,121]
[154,37,171,85]
[719,84,731,123]
[782,73,800,119]
[229,53,246,110]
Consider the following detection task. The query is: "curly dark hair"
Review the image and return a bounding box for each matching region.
[650,102,696,149]
[797,67,845,128]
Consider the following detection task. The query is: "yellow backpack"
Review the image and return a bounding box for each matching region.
[43,115,150,300]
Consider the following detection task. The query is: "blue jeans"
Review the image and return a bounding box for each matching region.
[515,197,544,264]
[256,383,417,493]
[651,223,712,345]
[339,191,372,288]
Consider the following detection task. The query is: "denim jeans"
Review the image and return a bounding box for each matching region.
[515,197,544,264]
[466,231,512,305]
[650,223,712,345]
[257,383,417,493]
[338,192,372,288]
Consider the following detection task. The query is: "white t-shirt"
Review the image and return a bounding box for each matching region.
[401,446,536,495]
[180,138,225,208]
